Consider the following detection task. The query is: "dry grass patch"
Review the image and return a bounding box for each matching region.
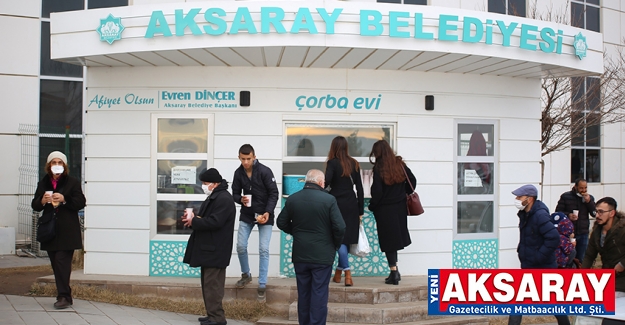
[0,265,52,275]
[30,283,285,322]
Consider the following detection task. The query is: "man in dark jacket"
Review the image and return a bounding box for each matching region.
[182,168,235,325]
[231,144,279,302]
[582,197,625,295]
[509,185,568,325]
[277,169,345,325]
[555,179,596,261]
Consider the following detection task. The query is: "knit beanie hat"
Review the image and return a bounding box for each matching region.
[47,151,67,164]
[199,168,223,183]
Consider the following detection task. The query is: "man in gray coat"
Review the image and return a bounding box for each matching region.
[277,169,346,325]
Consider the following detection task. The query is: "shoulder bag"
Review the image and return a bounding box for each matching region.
[402,166,424,216]
[37,208,57,243]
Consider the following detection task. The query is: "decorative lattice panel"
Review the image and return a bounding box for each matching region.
[452,239,499,269]
[150,240,200,277]
[280,198,389,277]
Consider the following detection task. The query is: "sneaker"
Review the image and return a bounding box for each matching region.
[257,287,266,303]
[235,273,252,288]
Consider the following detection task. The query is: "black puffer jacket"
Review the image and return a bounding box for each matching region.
[32,175,86,251]
[183,180,236,269]
[232,160,279,225]
[555,189,596,236]
[517,200,559,269]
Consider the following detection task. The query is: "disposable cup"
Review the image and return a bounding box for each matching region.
[185,208,193,220]
[573,210,579,216]
[244,195,252,207]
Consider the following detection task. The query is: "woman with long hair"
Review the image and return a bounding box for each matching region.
[325,136,364,286]
[368,140,415,285]
[31,151,86,309]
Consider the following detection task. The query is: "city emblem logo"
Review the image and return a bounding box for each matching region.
[97,14,124,44]
[573,32,587,60]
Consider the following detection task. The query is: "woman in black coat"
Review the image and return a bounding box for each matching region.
[325,136,364,286]
[31,151,86,309]
[368,140,415,285]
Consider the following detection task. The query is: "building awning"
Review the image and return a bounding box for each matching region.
[50,1,603,79]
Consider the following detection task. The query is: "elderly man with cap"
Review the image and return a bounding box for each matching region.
[182,168,235,325]
[31,151,86,309]
[508,184,567,325]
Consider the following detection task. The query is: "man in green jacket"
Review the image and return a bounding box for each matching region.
[582,197,625,296]
[277,169,346,325]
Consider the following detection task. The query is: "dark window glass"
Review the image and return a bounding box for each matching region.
[38,137,82,182]
[457,201,494,233]
[488,0,506,14]
[41,22,83,77]
[377,0,402,3]
[88,0,128,9]
[571,111,584,146]
[571,77,585,111]
[571,3,584,29]
[587,77,600,112]
[40,79,83,134]
[586,149,600,183]
[585,114,600,147]
[42,0,83,18]
[586,0,599,5]
[404,0,427,5]
[571,149,584,182]
[586,5,600,32]
[508,0,526,17]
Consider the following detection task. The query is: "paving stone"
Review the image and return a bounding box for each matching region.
[49,311,90,325]
[0,310,25,325]
[70,300,106,316]
[17,311,57,325]
[78,314,118,325]
[7,296,44,312]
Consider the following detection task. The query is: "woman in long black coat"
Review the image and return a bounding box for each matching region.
[32,151,86,309]
[325,136,364,286]
[368,140,415,285]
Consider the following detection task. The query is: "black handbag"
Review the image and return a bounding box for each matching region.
[402,166,424,216]
[37,208,57,243]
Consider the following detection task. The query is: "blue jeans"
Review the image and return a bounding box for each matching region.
[294,263,332,325]
[336,244,350,271]
[237,221,272,287]
[575,233,589,262]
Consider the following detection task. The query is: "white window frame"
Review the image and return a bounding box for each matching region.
[453,120,498,240]
[150,114,214,240]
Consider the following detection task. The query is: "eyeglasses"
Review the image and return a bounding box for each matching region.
[596,209,614,215]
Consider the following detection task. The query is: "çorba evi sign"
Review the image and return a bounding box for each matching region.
[97,7,588,60]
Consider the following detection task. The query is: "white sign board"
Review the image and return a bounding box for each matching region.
[171,166,196,185]
[464,169,483,188]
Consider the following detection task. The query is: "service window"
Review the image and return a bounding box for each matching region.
[153,117,212,235]
[455,122,497,238]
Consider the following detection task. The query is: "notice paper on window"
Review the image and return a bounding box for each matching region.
[464,169,483,187]
[171,166,196,185]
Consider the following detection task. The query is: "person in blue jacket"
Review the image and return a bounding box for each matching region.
[508,184,569,325]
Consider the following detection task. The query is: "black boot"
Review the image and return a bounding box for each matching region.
[385,267,401,282]
[385,270,400,285]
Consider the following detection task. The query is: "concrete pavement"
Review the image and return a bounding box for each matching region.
[0,294,254,325]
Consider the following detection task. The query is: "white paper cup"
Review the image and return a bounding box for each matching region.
[244,195,252,207]
[45,191,53,196]
[573,210,579,216]
[570,238,576,243]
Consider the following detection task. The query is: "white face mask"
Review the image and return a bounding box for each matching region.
[51,165,64,175]
[514,199,527,210]
[202,184,212,196]
[576,192,583,197]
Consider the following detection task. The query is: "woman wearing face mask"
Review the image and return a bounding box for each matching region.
[31,151,86,309]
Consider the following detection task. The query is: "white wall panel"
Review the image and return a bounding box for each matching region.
[499,206,521,228]
[544,149,571,187]
[213,135,282,160]
[546,185,571,212]
[418,184,454,208]
[499,140,541,162]
[86,135,150,158]
[603,123,622,148]
[500,118,540,141]
[398,138,453,162]
[0,1,40,17]
[84,252,149,276]
[400,252,452,274]
[86,111,151,134]
[498,250,520,269]
[85,205,150,230]
[499,163,541,184]
[603,9,622,45]
[86,182,150,205]
[0,16,39,76]
[85,229,150,253]
[0,136,20,194]
[397,117,453,139]
[460,0,487,11]
[604,149,622,184]
[409,162,453,185]
[431,0,461,8]
[0,196,18,228]
[85,158,150,182]
[0,76,39,133]
[408,207,453,230]
[603,185,622,203]
[499,227,519,250]
[215,113,283,136]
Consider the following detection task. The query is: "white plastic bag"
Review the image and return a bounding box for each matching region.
[349,223,371,257]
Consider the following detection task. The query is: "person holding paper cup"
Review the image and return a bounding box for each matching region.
[231,144,279,302]
[31,151,86,310]
[555,178,596,261]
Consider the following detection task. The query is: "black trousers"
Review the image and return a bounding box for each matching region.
[294,263,332,325]
[47,250,74,303]
[201,267,226,323]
